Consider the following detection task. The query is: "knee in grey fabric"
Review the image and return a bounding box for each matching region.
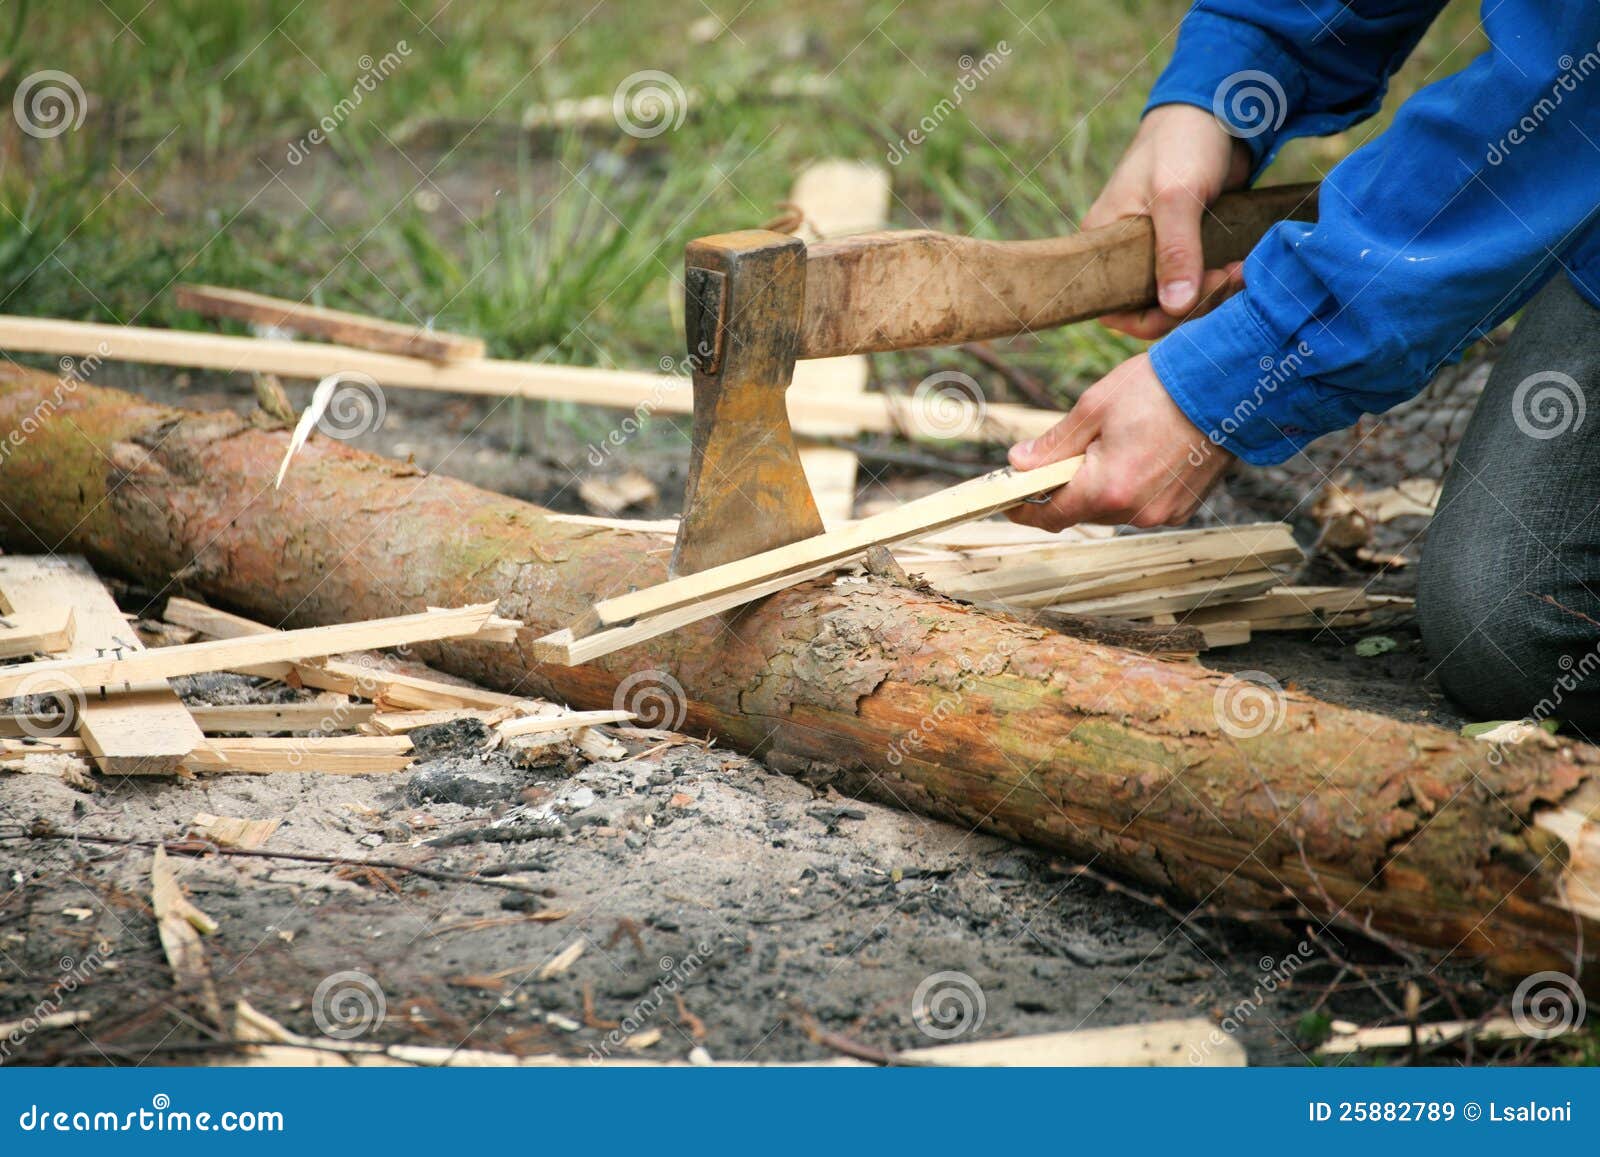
[1419,274,1600,734]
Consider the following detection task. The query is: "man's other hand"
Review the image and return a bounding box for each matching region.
[1006,353,1233,531]
[1084,104,1253,340]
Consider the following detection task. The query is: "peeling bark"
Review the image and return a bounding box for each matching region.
[1,364,1596,981]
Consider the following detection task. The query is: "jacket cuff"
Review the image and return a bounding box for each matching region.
[1149,293,1331,466]
[1144,9,1307,174]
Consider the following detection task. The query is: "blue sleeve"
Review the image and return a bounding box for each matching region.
[1146,1,1450,172]
[1147,3,1600,466]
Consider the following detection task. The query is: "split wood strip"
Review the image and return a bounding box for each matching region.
[187,702,377,733]
[789,160,892,521]
[151,844,224,1026]
[163,598,534,711]
[0,315,1061,443]
[0,606,74,659]
[2,735,414,775]
[495,708,634,740]
[533,560,848,665]
[1169,587,1415,628]
[591,457,1083,630]
[185,735,414,775]
[363,708,501,733]
[1045,569,1280,620]
[0,604,513,698]
[914,523,1300,595]
[175,284,485,362]
[190,812,282,849]
[0,556,203,776]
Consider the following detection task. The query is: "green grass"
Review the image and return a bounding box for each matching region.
[0,0,1491,398]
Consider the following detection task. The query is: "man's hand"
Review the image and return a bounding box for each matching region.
[1084,104,1254,340]
[1006,353,1232,531]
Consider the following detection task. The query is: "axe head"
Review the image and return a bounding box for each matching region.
[670,230,824,577]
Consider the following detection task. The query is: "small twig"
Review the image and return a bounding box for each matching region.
[6,827,549,896]
[959,342,1062,411]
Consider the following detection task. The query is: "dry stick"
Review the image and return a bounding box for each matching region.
[0,315,1060,443]
[7,829,550,896]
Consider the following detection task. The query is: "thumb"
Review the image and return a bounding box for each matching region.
[1009,395,1103,471]
[1149,185,1206,316]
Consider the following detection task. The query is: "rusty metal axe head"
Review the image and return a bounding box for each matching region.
[670,230,824,577]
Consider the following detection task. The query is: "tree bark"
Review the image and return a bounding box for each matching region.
[1,364,1595,981]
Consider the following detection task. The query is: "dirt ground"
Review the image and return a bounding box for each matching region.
[0,356,1514,1068]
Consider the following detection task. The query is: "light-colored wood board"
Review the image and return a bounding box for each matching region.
[175,283,484,362]
[184,735,414,775]
[1046,570,1279,619]
[0,606,74,659]
[790,160,891,520]
[0,556,202,776]
[533,561,848,665]
[495,708,634,739]
[0,604,510,698]
[591,457,1083,629]
[187,702,377,733]
[0,315,1061,443]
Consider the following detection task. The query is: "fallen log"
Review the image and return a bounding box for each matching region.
[1,364,1595,981]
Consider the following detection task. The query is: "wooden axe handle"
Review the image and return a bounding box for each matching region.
[797,182,1317,359]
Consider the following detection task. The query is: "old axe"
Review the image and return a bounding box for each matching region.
[672,182,1318,575]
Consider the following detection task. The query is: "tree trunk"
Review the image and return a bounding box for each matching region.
[1,364,1595,981]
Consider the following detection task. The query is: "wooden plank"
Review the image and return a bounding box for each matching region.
[0,315,1061,444]
[1045,569,1280,619]
[495,708,634,740]
[162,599,534,710]
[0,556,202,776]
[175,284,484,362]
[0,606,74,658]
[0,604,512,698]
[187,702,377,733]
[789,160,892,521]
[1171,587,1414,628]
[589,456,1083,630]
[535,561,857,665]
[184,735,414,775]
[4,734,412,775]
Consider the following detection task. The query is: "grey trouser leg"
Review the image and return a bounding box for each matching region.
[1419,274,1600,734]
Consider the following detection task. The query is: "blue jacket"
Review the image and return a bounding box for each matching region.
[1145,1,1600,465]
